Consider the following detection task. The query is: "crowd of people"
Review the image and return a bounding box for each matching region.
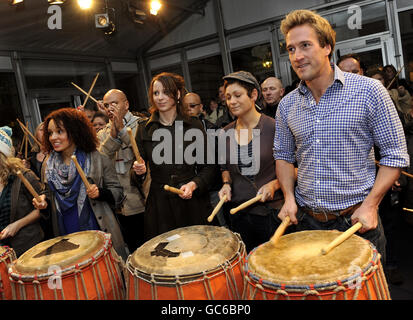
[1,9,413,292]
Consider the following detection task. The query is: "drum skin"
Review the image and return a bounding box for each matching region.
[125,225,246,300]
[0,246,16,300]
[244,230,391,300]
[8,231,124,300]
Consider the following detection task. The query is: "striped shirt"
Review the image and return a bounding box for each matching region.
[274,65,409,212]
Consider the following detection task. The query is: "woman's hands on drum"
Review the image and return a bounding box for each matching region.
[179,181,197,199]
[218,184,231,202]
[0,221,21,240]
[132,160,146,175]
[32,194,48,210]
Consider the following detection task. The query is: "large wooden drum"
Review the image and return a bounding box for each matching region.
[125,225,246,300]
[0,246,16,300]
[243,230,390,300]
[8,231,124,300]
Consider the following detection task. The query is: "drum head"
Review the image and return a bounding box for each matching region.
[130,225,241,276]
[248,230,373,285]
[14,231,106,274]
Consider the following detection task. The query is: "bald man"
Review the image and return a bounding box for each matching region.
[337,54,364,75]
[183,92,216,130]
[261,77,285,118]
[98,89,149,253]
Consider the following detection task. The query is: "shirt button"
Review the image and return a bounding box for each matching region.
[316,159,320,164]
[316,180,320,184]
[316,119,320,123]
[316,139,320,143]
[317,199,321,203]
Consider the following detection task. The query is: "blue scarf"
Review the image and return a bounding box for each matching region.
[46,148,99,234]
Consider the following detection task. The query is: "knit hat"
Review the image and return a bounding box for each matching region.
[0,126,13,157]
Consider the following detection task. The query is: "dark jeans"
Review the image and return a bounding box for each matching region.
[295,207,387,264]
[229,208,283,253]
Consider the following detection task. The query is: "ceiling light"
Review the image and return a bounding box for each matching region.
[95,13,109,28]
[150,0,162,15]
[9,0,24,5]
[77,0,93,10]
[48,0,66,4]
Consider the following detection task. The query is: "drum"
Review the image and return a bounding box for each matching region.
[0,246,16,300]
[243,230,390,300]
[8,231,124,300]
[125,225,246,300]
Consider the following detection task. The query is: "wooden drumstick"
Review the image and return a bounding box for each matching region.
[164,185,184,195]
[16,118,42,148]
[16,170,41,202]
[71,82,99,104]
[321,222,363,255]
[83,73,99,106]
[126,127,142,163]
[208,195,227,222]
[386,65,404,90]
[71,155,91,190]
[270,216,291,246]
[230,194,263,215]
[403,207,413,213]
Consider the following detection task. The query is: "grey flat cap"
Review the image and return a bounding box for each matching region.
[223,70,261,93]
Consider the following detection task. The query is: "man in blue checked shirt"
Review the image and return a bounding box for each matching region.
[274,9,409,260]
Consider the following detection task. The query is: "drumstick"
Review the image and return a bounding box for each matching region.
[375,160,413,179]
[269,216,291,246]
[321,222,363,255]
[83,73,99,106]
[230,194,263,215]
[403,207,413,213]
[71,82,99,104]
[207,195,227,222]
[386,65,404,90]
[164,185,184,195]
[16,170,41,202]
[126,127,142,163]
[16,118,42,148]
[71,155,91,190]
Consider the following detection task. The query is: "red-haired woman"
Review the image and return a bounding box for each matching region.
[132,72,216,240]
[33,108,127,258]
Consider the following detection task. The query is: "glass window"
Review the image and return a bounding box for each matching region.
[0,72,24,148]
[188,55,225,108]
[278,2,388,52]
[231,43,275,83]
[114,73,143,111]
[151,64,183,78]
[399,9,413,82]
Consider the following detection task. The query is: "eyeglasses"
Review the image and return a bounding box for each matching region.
[103,99,126,109]
[188,103,201,108]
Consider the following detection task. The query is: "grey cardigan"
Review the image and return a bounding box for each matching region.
[42,150,128,260]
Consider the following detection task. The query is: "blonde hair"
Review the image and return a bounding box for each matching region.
[280,9,336,60]
[0,152,26,185]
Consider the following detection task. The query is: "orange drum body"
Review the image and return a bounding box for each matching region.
[125,225,246,300]
[8,231,124,300]
[244,230,390,300]
[0,246,16,300]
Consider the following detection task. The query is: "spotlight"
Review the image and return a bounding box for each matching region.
[77,0,93,10]
[95,13,109,28]
[150,0,162,16]
[9,0,24,5]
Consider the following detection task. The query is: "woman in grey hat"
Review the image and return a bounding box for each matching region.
[218,71,285,252]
